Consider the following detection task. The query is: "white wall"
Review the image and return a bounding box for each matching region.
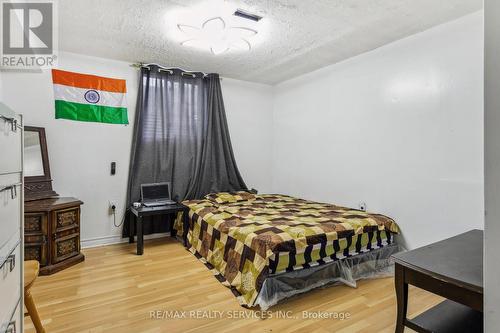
[1,52,273,247]
[271,12,484,249]
[222,78,273,193]
[484,1,499,330]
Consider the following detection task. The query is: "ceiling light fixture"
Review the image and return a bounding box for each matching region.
[178,17,257,55]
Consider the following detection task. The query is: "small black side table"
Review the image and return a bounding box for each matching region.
[392,229,483,333]
[129,203,190,255]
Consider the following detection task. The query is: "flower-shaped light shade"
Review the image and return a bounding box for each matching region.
[178,17,257,55]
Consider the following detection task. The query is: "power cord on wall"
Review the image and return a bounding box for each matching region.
[111,203,125,228]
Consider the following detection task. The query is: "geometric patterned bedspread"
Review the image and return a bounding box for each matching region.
[174,194,399,307]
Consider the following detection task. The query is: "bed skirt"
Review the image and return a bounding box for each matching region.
[255,242,403,310]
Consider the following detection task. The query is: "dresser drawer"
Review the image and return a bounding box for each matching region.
[52,232,80,264]
[52,206,80,232]
[0,244,21,332]
[25,213,47,234]
[0,112,22,175]
[0,173,22,252]
[25,238,48,266]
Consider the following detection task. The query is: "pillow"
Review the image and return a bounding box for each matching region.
[205,191,257,204]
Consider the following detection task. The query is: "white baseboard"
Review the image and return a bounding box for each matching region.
[81,232,171,249]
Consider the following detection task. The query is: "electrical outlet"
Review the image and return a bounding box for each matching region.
[358,202,367,211]
[109,200,118,214]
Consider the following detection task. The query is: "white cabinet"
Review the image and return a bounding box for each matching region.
[0,103,23,333]
[0,173,22,255]
[0,112,22,174]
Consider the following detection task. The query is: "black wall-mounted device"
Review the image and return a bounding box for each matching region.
[233,9,262,22]
[111,162,116,175]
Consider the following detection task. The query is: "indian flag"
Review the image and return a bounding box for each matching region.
[52,69,128,124]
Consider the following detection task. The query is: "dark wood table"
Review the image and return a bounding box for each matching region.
[392,229,483,333]
[129,203,189,255]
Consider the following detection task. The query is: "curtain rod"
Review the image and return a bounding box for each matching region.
[130,62,222,79]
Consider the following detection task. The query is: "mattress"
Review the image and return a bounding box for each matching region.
[175,193,399,307]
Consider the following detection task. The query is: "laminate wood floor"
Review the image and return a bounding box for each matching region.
[25,238,442,333]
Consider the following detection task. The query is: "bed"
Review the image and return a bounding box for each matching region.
[174,191,400,309]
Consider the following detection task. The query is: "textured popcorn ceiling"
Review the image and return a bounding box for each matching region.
[59,0,482,84]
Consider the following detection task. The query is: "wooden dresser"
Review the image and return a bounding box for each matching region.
[24,197,85,275]
[0,104,24,333]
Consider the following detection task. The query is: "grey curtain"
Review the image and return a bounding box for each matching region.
[123,66,247,236]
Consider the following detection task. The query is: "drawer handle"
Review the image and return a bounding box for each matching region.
[7,254,15,272]
[0,240,20,270]
[6,320,16,333]
[11,185,17,200]
[0,115,18,132]
[0,254,15,272]
[0,183,22,199]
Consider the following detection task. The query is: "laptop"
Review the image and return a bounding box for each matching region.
[140,182,176,207]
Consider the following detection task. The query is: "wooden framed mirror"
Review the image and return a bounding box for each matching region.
[24,126,58,201]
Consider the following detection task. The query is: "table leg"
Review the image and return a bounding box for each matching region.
[137,215,143,255]
[170,213,177,239]
[395,262,408,333]
[129,213,135,243]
